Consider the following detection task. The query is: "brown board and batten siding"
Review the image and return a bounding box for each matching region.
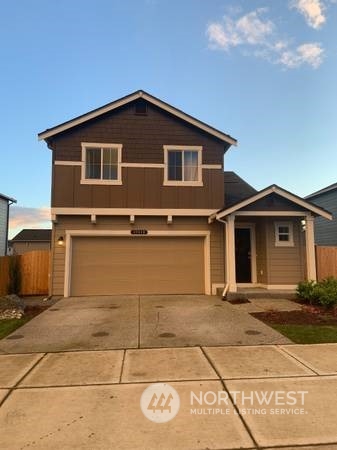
[50,101,226,210]
[53,166,224,209]
[51,216,224,296]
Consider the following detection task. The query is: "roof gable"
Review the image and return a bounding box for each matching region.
[216,185,332,220]
[12,229,52,242]
[38,90,237,146]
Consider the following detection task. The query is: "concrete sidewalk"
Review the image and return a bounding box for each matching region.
[0,344,337,449]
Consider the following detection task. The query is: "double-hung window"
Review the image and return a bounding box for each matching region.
[274,222,294,247]
[81,143,122,184]
[164,145,202,186]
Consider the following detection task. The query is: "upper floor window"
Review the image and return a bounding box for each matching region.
[81,143,122,185]
[274,221,294,247]
[163,145,202,186]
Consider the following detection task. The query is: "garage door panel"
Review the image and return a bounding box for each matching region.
[70,236,205,296]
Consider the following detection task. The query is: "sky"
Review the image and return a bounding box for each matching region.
[1,0,337,237]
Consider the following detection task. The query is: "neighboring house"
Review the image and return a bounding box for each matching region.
[38,90,331,297]
[0,193,16,256]
[10,229,52,255]
[306,183,337,246]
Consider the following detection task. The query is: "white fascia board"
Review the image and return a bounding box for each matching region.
[38,91,237,145]
[216,186,332,221]
[38,92,140,141]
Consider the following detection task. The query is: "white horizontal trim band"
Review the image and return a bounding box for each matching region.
[202,164,222,169]
[54,161,222,170]
[120,163,165,168]
[52,207,217,216]
[235,211,308,217]
[54,161,82,166]
[66,230,210,237]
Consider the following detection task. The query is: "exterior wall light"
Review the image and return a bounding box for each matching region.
[57,236,64,246]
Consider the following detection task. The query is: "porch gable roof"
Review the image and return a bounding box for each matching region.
[216,185,332,221]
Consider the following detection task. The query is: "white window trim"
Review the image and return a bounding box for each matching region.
[274,221,294,247]
[81,142,122,185]
[163,145,203,187]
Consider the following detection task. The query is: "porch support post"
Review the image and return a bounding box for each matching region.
[305,214,316,281]
[226,214,237,292]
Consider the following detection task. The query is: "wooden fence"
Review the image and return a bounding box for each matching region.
[316,246,337,281]
[0,250,50,296]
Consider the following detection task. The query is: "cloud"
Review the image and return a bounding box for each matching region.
[207,9,274,50]
[206,8,324,69]
[290,0,326,29]
[9,206,51,237]
[278,43,324,68]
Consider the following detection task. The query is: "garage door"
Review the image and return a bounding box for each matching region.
[70,236,205,296]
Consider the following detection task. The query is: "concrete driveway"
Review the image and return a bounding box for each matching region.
[0,344,337,449]
[0,295,289,354]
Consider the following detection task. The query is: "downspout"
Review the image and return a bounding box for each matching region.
[5,198,17,255]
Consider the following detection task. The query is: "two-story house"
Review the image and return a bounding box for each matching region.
[38,90,331,298]
[0,193,16,256]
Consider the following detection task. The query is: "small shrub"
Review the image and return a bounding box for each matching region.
[296,280,318,304]
[296,277,337,308]
[315,277,337,308]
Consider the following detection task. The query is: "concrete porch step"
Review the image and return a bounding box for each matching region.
[223,288,297,300]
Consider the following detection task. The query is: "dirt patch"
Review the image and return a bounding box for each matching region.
[24,304,51,318]
[252,304,337,326]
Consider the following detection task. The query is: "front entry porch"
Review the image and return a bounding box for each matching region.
[209,184,332,296]
[223,213,315,295]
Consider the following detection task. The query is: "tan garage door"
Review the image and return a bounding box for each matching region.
[70,236,205,296]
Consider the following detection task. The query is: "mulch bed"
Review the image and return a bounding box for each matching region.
[252,304,337,325]
[228,298,251,305]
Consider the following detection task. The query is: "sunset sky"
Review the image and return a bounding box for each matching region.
[1,0,336,237]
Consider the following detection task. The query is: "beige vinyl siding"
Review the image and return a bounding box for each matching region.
[266,218,305,284]
[51,216,224,296]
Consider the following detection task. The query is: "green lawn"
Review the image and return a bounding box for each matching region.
[0,317,31,340]
[272,324,337,344]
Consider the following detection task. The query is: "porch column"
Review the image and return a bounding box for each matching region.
[305,215,317,281]
[226,214,237,292]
